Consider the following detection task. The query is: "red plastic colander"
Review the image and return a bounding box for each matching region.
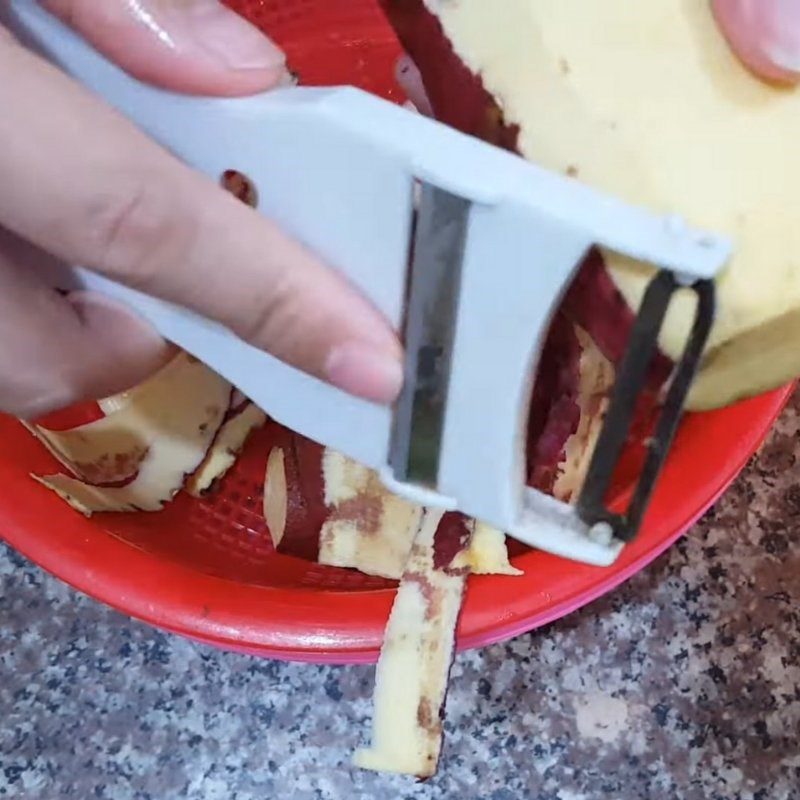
[0,0,792,664]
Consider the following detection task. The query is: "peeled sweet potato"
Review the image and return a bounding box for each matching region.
[383,0,800,410]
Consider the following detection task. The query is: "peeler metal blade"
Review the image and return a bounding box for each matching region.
[389,184,469,489]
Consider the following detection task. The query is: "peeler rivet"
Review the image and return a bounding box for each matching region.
[696,234,718,249]
[588,522,614,546]
[664,214,687,237]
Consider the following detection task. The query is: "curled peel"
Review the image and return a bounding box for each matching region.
[552,328,615,502]
[318,450,422,580]
[30,353,230,515]
[261,430,327,559]
[22,419,146,486]
[186,402,266,497]
[458,521,522,576]
[261,436,521,577]
[258,433,520,776]
[314,448,520,580]
[263,446,288,548]
[354,510,472,777]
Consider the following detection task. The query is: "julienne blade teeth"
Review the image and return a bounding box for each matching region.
[577,273,716,543]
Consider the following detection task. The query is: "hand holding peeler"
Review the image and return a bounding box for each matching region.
[3,1,728,566]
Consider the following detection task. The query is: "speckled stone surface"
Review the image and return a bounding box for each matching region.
[1,396,799,800]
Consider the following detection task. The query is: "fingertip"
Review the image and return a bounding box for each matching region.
[324,342,404,404]
[43,0,288,96]
[713,0,800,84]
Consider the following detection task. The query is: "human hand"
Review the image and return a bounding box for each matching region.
[713,0,800,83]
[0,0,403,419]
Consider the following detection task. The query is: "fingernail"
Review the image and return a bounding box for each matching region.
[325,342,404,404]
[764,0,800,73]
[713,0,800,82]
[169,1,286,71]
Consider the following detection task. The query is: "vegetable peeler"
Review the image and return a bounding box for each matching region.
[4,1,728,567]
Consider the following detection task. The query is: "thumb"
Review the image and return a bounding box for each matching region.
[712,0,800,83]
[41,0,287,95]
[0,237,172,419]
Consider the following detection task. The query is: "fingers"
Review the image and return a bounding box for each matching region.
[0,231,170,419]
[41,0,287,95]
[0,31,402,403]
[712,0,800,84]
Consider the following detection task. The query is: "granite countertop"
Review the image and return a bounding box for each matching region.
[1,396,799,800]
